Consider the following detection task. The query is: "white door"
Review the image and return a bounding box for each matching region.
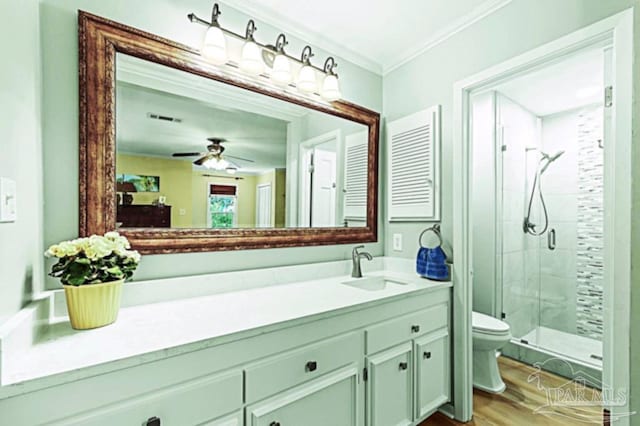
[256,183,272,228]
[311,148,337,227]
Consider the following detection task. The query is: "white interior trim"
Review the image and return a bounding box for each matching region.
[453,9,633,423]
[383,0,512,75]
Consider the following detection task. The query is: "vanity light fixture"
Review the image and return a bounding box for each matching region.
[321,57,341,101]
[188,3,342,101]
[297,46,318,93]
[239,20,264,75]
[271,34,292,85]
[200,4,227,65]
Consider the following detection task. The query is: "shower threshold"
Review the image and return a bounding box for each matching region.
[503,326,602,388]
[520,326,602,368]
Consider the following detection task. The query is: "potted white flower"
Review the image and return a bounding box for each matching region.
[45,232,140,330]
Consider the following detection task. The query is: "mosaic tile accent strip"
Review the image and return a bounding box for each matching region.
[576,106,604,341]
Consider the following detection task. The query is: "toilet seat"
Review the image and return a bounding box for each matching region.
[472,312,510,335]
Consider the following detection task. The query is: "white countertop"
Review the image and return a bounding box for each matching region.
[0,260,451,399]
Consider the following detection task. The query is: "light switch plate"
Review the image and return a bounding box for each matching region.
[392,233,403,251]
[0,177,17,223]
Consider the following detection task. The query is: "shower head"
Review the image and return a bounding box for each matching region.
[540,150,565,174]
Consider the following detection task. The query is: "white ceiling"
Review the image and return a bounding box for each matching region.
[496,48,604,117]
[222,0,512,74]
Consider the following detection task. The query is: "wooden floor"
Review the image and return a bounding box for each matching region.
[421,357,603,425]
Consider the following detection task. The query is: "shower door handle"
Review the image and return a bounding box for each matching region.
[548,229,556,251]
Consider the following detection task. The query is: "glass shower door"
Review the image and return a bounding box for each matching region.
[498,117,542,345]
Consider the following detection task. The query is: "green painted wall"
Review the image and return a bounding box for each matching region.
[381,0,639,421]
[39,0,383,288]
[0,0,43,324]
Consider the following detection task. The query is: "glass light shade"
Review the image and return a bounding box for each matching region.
[271,54,292,85]
[239,41,264,75]
[321,74,341,101]
[201,26,227,65]
[226,166,238,174]
[297,65,317,93]
[204,158,229,170]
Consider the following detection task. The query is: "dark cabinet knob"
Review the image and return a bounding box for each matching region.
[146,417,161,426]
[305,361,317,372]
[423,351,432,359]
[399,362,408,371]
[270,422,281,426]
[411,325,420,333]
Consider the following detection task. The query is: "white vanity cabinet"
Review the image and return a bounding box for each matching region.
[0,285,450,426]
[365,302,451,426]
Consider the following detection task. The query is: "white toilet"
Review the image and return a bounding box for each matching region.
[472,311,511,393]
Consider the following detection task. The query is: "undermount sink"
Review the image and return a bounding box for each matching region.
[341,276,408,291]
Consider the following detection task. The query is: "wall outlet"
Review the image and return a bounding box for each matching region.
[0,177,17,223]
[392,233,403,251]
[179,208,186,216]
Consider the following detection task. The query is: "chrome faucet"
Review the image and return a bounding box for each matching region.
[351,245,373,278]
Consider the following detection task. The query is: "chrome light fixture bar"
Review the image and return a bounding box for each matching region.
[188,3,341,101]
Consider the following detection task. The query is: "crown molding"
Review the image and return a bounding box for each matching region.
[383,0,513,75]
[219,0,512,78]
[219,0,384,75]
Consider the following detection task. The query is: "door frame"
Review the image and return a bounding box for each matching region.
[256,182,273,228]
[452,9,633,422]
[298,130,343,227]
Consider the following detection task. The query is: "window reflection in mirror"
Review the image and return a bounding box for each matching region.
[115,54,368,230]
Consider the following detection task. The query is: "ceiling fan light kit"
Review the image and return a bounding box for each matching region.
[172,137,255,173]
[188,2,341,102]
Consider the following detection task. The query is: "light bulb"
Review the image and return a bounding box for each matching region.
[216,159,229,170]
[201,26,227,65]
[321,74,341,101]
[271,54,292,85]
[240,41,264,75]
[297,65,317,93]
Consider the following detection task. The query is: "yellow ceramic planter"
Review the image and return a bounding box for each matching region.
[63,279,124,330]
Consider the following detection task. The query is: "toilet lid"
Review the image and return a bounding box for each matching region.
[472,312,510,333]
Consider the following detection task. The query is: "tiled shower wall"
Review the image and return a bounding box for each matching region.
[575,106,604,340]
[539,105,604,339]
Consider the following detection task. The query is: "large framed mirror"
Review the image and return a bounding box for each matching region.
[79,12,379,254]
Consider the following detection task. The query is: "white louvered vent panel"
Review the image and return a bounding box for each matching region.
[387,106,440,221]
[344,131,368,220]
[390,125,432,205]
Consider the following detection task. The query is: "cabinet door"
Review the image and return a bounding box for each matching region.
[247,365,360,426]
[415,329,450,419]
[367,342,413,426]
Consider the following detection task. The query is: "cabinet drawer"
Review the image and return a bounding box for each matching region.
[246,366,359,426]
[366,303,448,354]
[245,332,362,403]
[57,370,242,426]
